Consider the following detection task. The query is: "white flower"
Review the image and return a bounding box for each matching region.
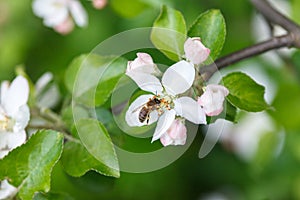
[126,53,161,76]
[184,37,210,65]
[0,76,29,200]
[198,84,229,116]
[0,76,30,158]
[160,119,187,146]
[126,60,206,142]
[32,0,88,33]
[0,180,18,200]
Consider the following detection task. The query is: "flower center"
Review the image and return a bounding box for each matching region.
[0,115,14,132]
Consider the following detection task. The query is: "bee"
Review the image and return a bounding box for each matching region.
[132,96,162,124]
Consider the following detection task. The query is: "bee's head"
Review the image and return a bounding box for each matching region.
[154,98,161,104]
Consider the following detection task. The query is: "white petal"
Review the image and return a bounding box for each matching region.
[151,109,176,142]
[0,81,9,104]
[13,105,30,132]
[125,94,159,127]
[0,130,26,156]
[3,76,29,116]
[43,7,69,27]
[32,0,58,18]
[174,96,206,124]
[35,72,53,94]
[126,72,163,94]
[69,0,88,27]
[162,61,195,96]
[0,180,17,200]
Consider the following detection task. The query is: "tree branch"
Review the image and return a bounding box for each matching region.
[200,34,294,80]
[200,0,300,81]
[251,0,300,33]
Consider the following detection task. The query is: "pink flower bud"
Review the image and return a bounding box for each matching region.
[126,53,161,75]
[198,84,229,116]
[54,17,74,35]
[160,119,187,146]
[92,0,107,10]
[184,37,210,65]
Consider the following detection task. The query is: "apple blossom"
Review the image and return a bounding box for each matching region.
[198,84,229,116]
[0,76,30,199]
[184,37,210,65]
[160,119,187,146]
[92,0,107,10]
[126,60,206,143]
[32,0,88,34]
[126,53,161,76]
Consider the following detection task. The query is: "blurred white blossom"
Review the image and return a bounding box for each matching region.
[32,0,88,34]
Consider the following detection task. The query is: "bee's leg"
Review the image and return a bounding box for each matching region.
[146,113,150,124]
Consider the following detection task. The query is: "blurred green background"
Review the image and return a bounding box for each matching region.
[2,0,300,199]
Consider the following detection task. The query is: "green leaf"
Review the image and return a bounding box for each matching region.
[33,192,73,200]
[65,54,127,107]
[110,0,150,18]
[151,5,187,61]
[188,9,226,62]
[75,119,120,177]
[61,141,119,178]
[222,72,268,112]
[0,130,63,200]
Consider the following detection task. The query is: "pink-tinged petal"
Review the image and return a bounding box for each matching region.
[125,94,159,127]
[160,119,187,146]
[69,0,88,27]
[174,96,206,124]
[126,71,163,94]
[92,0,107,10]
[162,61,195,96]
[198,84,229,116]
[0,130,26,158]
[2,76,29,116]
[54,17,74,34]
[184,37,210,65]
[0,180,17,200]
[126,53,161,75]
[0,81,9,104]
[151,109,176,142]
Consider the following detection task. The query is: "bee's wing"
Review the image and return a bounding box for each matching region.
[131,103,147,113]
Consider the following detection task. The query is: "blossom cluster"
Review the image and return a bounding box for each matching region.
[0,76,30,199]
[32,0,107,35]
[125,37,229,147]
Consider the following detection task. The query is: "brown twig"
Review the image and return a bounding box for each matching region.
[201,0,300,81]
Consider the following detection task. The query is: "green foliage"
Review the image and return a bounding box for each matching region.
[0,130,63,200]
[188,9,226,62]
[61,141,119,178]
[110,0,151,18]
[222,72,269,112]
[65,54,127,107]
[75,119,120,178]
[270,81,300,131]
[151,5,187,61]
[33,192,73,200]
